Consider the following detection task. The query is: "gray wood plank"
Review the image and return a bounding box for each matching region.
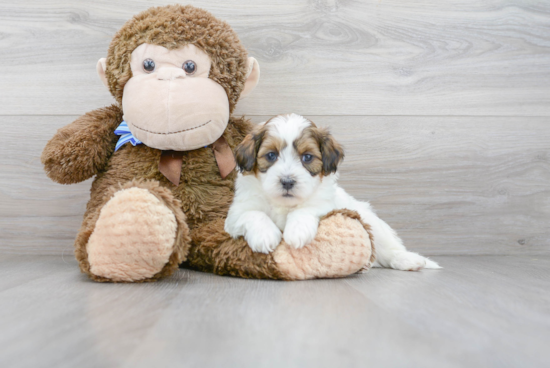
[0,116,91,254]
[0,255,188,368]
[344,255,550,368]
[0,254,76,292]
[120,269,456,368]
[0,0,549,116]
[1,115,548,256]
[0,255,549,368]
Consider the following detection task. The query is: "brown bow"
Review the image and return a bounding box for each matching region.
[158,136,236,186]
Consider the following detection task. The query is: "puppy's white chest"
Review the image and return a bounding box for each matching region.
[269,206,292,231]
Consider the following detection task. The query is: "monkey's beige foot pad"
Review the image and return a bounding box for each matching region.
[273,210,375,280]
[87,187,178,282]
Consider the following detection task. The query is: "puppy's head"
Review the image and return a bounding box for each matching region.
[235,114,344,206]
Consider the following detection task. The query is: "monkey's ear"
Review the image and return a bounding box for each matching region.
[240,57,260,99]
[96,58,109,89]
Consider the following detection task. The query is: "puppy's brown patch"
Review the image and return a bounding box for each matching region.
[234,118,281,175]
[257,135,287,173]
[294,123,344,176]
[234,126,267,174]
[293,127,324,176]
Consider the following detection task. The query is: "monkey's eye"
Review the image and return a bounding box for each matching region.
[266,152,278,162]
[143,59,155,73]
[182,60,196,75]
[302,154,313,163]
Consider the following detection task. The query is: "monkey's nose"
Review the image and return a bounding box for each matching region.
[280,178,296,190]
[157,67,186,81]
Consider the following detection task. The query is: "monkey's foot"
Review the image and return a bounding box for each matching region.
[86,181,190,282]
[273,209,375,280]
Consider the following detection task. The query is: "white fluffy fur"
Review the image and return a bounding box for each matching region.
[225,114,441,271]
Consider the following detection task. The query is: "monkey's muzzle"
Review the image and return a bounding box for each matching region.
[122,73,230,151]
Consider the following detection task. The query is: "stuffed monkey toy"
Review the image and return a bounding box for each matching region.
[41,5,374,282]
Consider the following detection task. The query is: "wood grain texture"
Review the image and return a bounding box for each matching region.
[0,0,549,116]
[0,255,549,368]
[1,115,548,256]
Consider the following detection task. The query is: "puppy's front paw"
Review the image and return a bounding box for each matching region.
[245,220,282,254]
[283,217,319,249]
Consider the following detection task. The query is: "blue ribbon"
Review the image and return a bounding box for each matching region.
[114,121,142,151]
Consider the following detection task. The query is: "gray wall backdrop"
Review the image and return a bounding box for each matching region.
[1,0,549,256]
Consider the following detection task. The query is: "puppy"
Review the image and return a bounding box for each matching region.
[225,114,440,271]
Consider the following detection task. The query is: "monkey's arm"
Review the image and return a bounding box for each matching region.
[41,105,122,184]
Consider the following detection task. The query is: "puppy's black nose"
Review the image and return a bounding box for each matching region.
[280,178,296,190]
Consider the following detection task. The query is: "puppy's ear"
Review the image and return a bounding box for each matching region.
[318,128,344,175]
[234,128,266,172]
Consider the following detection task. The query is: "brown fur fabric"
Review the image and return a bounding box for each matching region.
[183,218,284,279]
[105,5,249,113]
[42,104,285,281]
[41,105,121,184]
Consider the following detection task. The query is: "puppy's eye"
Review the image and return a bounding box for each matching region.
[182,60,196,75]
[143,58,155,73]
[266,152,278,162]
[302,154,313,163]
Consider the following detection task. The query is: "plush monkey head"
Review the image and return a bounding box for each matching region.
[96,5,260,151]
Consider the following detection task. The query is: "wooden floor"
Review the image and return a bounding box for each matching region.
[0,254,549,368]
